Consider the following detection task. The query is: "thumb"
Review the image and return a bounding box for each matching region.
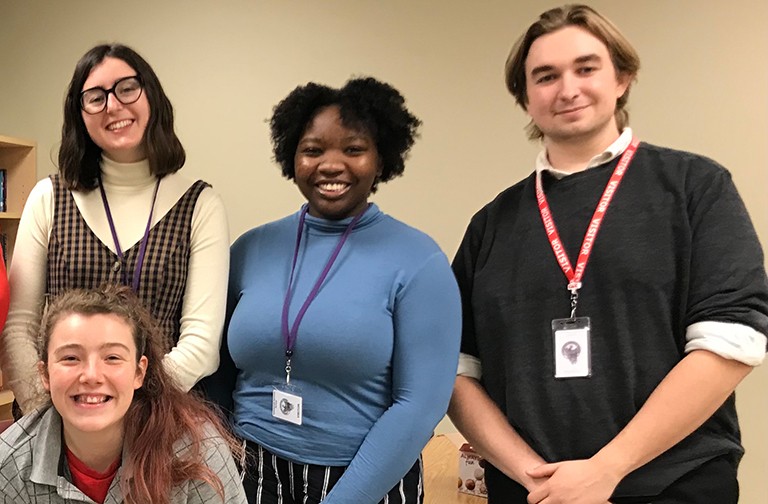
[526,462,560,478]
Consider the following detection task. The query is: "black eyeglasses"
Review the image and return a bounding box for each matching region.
[80,75,144,114]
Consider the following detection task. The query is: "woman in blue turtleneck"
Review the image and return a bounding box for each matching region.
[219,77,461,504]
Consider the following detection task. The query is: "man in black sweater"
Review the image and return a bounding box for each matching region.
[448,5,768,504]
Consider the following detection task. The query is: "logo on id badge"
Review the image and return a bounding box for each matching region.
[272,386,303,425]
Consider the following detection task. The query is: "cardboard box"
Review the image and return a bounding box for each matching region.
[458,443,487,498]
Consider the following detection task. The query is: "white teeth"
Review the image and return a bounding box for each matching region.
[319,182,348,192]
[107,120,132,131]
[77,395,108,404]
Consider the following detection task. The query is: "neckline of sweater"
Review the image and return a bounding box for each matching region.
[99,155,156,191]
[301,203,383,234]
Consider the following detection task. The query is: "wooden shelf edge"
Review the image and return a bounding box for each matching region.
[0,135,35,148]
[0,389,14,406]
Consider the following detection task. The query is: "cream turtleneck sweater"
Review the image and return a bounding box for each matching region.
[0,157,229,412]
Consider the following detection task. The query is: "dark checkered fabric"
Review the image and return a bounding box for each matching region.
[46,174,209,352]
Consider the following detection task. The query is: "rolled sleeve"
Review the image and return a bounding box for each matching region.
[685,321,766,366]
[457,352,483,379]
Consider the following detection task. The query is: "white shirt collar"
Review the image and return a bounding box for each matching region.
[535,128,634,179]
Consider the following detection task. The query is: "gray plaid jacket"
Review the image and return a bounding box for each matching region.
[0,406,247,503]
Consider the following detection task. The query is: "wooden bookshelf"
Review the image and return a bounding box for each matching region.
[0,135,37,266]
[0,390,13,422]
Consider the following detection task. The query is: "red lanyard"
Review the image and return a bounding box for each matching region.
[536,138,639,308]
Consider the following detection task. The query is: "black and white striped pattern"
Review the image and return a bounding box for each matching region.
[243,442,423,504]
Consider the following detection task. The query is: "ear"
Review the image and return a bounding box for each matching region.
[134,355,148,390]
[615,72,632,99]
[38,361,50,392]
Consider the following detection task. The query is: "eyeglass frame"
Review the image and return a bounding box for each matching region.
[79,75,144,115]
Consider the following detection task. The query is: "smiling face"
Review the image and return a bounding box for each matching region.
[294,105,380,220]
[40,313,147,443]
[81,57,150,163]
[524,26,630,148]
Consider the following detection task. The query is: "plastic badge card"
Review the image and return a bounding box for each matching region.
[272,385,303,425]
[552,317,592,378]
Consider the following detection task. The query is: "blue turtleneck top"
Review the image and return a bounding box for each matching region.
[227,204,461,503]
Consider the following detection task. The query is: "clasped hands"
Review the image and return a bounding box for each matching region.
[523,457,621,504]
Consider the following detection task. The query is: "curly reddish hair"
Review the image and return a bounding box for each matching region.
[39,285,243,504]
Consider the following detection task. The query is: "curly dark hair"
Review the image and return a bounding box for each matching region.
[59,44,185,191]
[270,77,421,192]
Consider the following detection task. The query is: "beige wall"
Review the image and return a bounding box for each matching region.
[1,0,765,500]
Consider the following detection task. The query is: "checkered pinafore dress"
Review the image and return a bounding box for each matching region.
[46,174,209,352]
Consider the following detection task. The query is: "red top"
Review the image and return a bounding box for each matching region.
[65,447,121,504]
[0,245,9,332]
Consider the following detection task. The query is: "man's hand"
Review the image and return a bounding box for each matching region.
[522,472,549,494]
[525,458,620,504]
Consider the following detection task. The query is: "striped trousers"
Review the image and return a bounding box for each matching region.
[243,441,424,504]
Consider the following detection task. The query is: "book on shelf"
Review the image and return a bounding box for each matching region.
[0,168,5,212]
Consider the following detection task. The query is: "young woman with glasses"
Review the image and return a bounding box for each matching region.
[0,44,229,415]
[0,285,247,503]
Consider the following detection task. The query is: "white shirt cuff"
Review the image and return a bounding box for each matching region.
[685,321,767,366]
[457,352,482,379]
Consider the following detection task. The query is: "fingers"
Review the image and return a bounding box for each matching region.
[527,484,548,504]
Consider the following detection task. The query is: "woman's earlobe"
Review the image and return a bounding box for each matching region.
[134,355,148,389]
[38,361,50,392]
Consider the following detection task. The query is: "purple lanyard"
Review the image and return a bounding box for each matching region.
[281,204,370,380]
[98,175,160,293]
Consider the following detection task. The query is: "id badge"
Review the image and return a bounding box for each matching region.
[272,383,303,425]
[552,317,591,379]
